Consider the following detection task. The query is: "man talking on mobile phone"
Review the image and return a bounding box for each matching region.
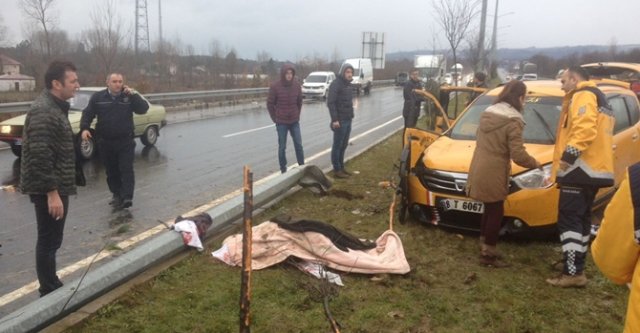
[80,73,149,211]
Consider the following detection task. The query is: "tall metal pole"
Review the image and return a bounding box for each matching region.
[477,0,488,71]
[490,0,499,78]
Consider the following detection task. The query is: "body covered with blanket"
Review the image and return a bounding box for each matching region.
[212,219,410,275]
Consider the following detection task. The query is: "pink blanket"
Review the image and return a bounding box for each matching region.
[212,221,410,274]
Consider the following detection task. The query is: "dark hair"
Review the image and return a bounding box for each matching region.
[566,65,590,81]
[410,68,420,74]
[44,60,77,89]
[474,72,486,82]
[494,80,526,111]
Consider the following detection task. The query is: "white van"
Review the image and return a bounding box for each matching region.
[340,58,373,95]
[301,71,336,99]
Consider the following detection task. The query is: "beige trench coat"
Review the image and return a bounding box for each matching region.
[466,102,539,203]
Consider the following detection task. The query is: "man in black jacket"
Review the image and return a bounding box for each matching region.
[327,64,354,179]
[21,60,79,296]
[402,68,423,129]
[80,73,149,210]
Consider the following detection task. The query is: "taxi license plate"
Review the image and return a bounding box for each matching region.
[14,139,22,146]
[438,198,484,214]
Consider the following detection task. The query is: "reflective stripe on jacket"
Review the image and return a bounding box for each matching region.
[551,81,614,187]
[592,162,640,333]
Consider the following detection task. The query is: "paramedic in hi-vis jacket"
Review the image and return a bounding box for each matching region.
[592,163,640,333]
[546,66,614,288]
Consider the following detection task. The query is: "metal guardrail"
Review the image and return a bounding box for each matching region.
[0,80,395,116]
[0,102,31,114]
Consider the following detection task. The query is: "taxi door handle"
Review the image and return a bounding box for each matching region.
[633,133,639,140]
[612,144,617,150]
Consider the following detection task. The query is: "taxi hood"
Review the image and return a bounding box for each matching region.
[422,136,554,175]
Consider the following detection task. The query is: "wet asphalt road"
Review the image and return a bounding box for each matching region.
[0,86,404,315]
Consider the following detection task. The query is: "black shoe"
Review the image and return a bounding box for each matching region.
[109,195,122,206]
[121,199,132,209]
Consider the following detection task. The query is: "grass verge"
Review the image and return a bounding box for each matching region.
[64,132,627,333]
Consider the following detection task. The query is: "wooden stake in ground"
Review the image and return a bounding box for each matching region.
[239,166,253,333]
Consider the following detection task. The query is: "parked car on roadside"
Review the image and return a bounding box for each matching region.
[301,71,336,99]
[397,79,640,235]
[0,87,167,160]
[582,62,640,97]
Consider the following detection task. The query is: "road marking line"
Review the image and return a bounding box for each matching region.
[222,124,273,138]
[0,114,403,307]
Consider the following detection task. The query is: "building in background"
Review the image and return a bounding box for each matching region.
[0,54,36,92]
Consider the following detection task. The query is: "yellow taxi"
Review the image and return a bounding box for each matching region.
[398,80,640,234]
[582,62,640,97]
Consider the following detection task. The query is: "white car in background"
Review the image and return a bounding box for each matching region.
[301,71,336,99]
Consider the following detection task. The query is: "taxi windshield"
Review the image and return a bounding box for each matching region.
[449,95,562,144]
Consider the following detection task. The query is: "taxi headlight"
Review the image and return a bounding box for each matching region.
[1,125,11,134]
[512,164,553,189]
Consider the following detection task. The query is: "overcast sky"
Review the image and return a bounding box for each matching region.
[2,0,638,61]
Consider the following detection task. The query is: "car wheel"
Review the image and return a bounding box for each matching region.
[397,145,411,224]
[10,143,21,157]
[141,125,158,146]
[77,136,96,160]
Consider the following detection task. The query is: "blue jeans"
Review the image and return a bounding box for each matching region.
[276,122,304,173]
[331,119,352,172]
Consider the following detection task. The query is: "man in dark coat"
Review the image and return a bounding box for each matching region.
[20,60,80,296]
[402,68,424,129]
[327,64,354,179]
[267,64,304,173]
[80,73,149,210]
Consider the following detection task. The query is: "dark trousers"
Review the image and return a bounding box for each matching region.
[30,194,69,296]
[99,138,135,200]
[276,122,304,173]
[480,201,504,246]
[331,119,352,172]
[557,185,596,276]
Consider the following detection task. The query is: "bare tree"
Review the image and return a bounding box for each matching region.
[464,30,490,73]
[432,0,479,113]
[432,0,479,78]
[20,0,58,59]
[81,0,130,81]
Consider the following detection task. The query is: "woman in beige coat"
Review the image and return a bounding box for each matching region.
[466,80,540,267]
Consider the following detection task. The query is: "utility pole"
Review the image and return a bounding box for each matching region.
[135,0,151,56]
[490,0,499,78]
[158,0,163,49]
[477,0,488,72]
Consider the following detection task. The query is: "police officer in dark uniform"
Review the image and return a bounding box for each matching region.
[80,73,149,210]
